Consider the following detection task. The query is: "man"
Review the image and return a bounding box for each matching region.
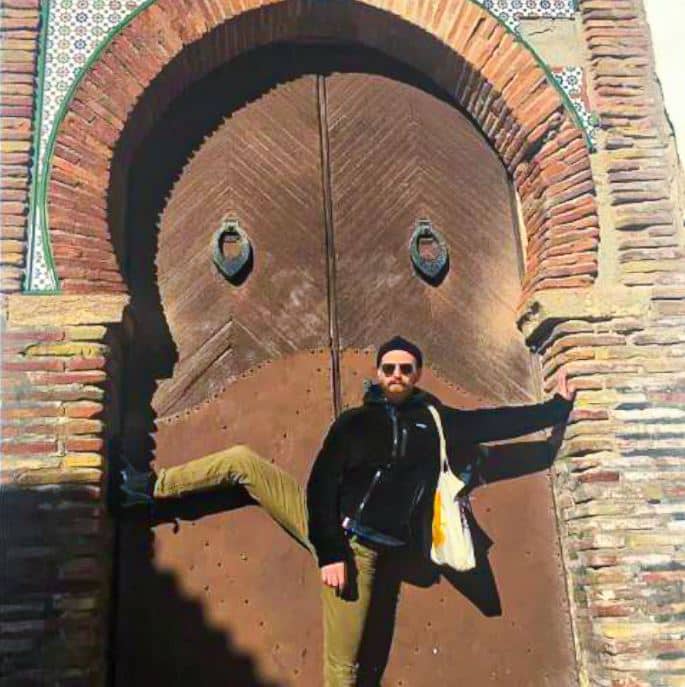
[122,335,575,686]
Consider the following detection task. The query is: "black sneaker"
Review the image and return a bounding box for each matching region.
[120,462,155,507]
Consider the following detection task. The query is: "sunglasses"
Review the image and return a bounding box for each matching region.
[380,362,416,376]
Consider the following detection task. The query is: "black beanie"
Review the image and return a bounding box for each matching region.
[376,336,423,369]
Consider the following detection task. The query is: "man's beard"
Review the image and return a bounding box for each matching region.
[382,381,413,401]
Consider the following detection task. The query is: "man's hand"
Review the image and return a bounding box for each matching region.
[321,561,347,594]
[556,367,576,402]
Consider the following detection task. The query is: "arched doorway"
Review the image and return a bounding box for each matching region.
[115,44,576,685]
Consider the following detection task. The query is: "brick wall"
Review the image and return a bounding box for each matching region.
[581,0,684,288]
[0,0,41,293]
[1,296,127,684]
[520,290,685,686]
[513,3,685,683]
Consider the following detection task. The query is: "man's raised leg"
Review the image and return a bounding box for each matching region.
[153,444,311,550]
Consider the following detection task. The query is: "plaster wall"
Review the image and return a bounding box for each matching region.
[644,0,685,168]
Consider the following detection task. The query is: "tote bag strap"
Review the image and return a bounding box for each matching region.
[427,405,449,472]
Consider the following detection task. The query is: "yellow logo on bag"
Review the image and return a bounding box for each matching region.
[432,489,445,547]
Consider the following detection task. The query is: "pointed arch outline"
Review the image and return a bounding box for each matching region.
[41,0,599,299]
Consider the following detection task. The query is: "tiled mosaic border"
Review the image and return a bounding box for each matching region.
[26,0,149,292]
[26,0,590,292]
[554,66,597,145]
[484,0,576,30]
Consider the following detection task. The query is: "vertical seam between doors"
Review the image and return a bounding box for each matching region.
[317,74,342,418]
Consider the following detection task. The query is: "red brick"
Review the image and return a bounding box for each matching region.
[65,419,102,435]
[60,280,127,294]
[577,470,621,482]
[2,404,63,419]
[3,386,104,402]
[1,440,58,455]
[1,358,65,372]
[65,437,104,452]
[29,371,107,385]
[65,357,107,372]
[51,229,112,253]
[2,328,64,343]
[570,408,610,422]
[55,265,121,283]
[1,422,57,438]
[64,402,104,419]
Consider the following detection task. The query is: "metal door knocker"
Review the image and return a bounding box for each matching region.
[212,217,253,284]
[409,219,449,285]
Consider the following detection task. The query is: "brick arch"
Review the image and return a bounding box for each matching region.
[47,0,598,300]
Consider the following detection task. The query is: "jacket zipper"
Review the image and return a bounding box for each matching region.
[400,425,408,458]
[344,399,451,545]
[390,404,399,463]
[349,404,399,525]
[355,468,382,518]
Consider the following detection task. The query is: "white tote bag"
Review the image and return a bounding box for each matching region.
[427,404,476,572]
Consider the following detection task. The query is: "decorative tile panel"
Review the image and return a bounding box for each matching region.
[28,223,58,291]
[553,66,598,146]
[27,0,148,292]
[26,0,591,291]
[40,0,145,174]
[483,0,576,30]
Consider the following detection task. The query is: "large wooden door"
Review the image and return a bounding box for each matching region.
[115,45,575,686]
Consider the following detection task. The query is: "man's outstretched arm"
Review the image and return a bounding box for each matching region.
[449,369,576,444]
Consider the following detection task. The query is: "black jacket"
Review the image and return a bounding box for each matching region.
[306,384,573,566]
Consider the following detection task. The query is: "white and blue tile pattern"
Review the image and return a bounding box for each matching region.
[483,0,576,30]
[27,0,146,291]
[554,66,598,145]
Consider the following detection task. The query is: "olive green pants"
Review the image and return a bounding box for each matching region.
[154,444,389,687]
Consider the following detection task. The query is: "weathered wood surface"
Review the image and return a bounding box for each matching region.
[149,75,329,417]
[327,72,536,404]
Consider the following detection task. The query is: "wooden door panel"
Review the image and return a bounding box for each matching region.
[327,73,534,405]
[339,350,577,686]
[116,351,334,686]
[151,75,328,417]
[329,74,577,685]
